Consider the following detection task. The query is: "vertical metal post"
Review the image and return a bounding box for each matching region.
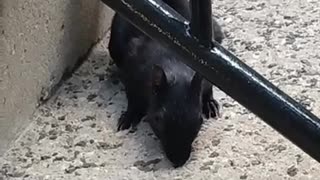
[190,0,212,48]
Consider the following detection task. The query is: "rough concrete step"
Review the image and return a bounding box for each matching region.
[1,0,320,178]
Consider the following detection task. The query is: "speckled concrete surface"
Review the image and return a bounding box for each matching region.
[1,0,320,179]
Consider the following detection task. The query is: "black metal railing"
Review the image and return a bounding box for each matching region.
[101,0,320,163]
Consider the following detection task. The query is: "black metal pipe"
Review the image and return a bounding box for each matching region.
[190,0,212,48]
[101,0,320,162]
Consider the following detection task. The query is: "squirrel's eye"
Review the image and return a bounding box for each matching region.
[154,115,161,123]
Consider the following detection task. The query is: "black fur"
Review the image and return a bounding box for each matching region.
[108,0,224,167]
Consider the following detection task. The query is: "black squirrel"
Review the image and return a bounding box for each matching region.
[108,0,224,167]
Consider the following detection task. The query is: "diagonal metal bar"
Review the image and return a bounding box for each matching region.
[101,0,320,162]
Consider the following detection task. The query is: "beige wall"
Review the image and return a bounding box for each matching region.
[0,0,114,156]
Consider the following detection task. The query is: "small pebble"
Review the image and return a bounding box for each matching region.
[41,155,51,160]
[212,139,221,146]
[240,174,248,179]
[209,152,219,158]
[87,94,97,102]
[75,141,87,147]
[49,135,57,140]
[287,166,298,177]
[65,124,73,132]
[58,115,66,121]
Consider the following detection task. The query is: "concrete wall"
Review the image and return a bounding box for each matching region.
[0,0,114,156]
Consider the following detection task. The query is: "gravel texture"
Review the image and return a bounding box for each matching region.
[1,0,320,179]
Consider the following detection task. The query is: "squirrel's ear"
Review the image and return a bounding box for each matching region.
[191,72,203,96]
[152,65,168,93]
